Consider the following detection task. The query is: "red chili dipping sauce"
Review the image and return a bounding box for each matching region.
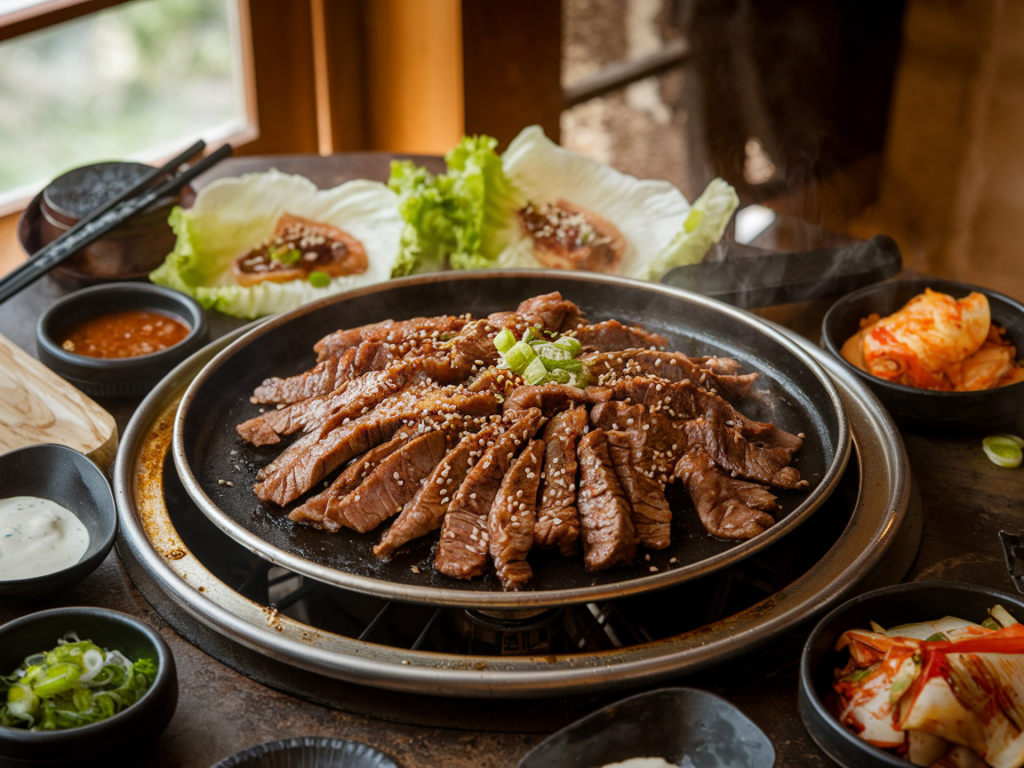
[60,309,190,359]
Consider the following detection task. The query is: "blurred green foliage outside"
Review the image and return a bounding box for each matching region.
[0,0,245,199]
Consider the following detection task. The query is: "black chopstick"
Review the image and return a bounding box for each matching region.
[0,142,233,305]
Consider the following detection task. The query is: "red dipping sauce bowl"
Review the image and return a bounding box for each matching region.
[36,284,208,398]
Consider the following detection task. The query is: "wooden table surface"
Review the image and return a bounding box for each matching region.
[0,154,1022,768]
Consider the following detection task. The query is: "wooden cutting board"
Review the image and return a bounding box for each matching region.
[0,332,118,470]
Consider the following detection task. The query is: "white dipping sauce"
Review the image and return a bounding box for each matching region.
[0,496,90,579]
[600,760,678,768]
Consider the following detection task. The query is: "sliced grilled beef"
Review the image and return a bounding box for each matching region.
[572,319,667,352]
[288,434,409,531]
[605,430,672,550]
[585,349,758,400]
[576,429,637,570]
[489,439,545,590]
[313,319,393,361]
[237,363,424,446]
[487,292,587,334]
[252,346,359,405]
[611,378,804,488]
[254,388,498,505]
[373,418,506,558]
[314,316,467,363]
[535,406,587,556]
[320,430,450,533]
[674,448,777,539]
[502,383,610,414]
[435,409,544,579]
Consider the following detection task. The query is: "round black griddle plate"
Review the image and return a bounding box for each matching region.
[172,271,850,608]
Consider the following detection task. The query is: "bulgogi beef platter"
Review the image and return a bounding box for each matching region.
[173,273,849,607]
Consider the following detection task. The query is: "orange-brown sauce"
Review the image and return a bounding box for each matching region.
[60,309,190,359]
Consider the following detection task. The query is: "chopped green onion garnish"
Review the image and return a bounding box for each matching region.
[494,328,591,388]
[553,336,582,356]
[494,329,516,354]
[0,633,157,731]
[523,357,548,385]
[308,271,331,288]
[983,435,1023,468]
[504,341,536,374]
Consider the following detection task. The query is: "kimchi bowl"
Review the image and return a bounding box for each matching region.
[799,580,1024,768]
[822,278,1024,431]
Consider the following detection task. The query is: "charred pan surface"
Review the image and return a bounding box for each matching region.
[535,406,587,556]
[488,439,545,590]
[435,409,544,579]
[576,429,637,570]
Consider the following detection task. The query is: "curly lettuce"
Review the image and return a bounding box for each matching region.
[150,170,404,319]
[387,135,524,275]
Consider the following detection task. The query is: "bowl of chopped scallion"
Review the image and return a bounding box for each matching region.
[0,606,177,767]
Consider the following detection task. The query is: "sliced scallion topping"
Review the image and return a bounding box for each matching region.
[523,356,548,385]
[493,328,591,388]
[983,435,1023,468]
[503,341,536,373]
[494,329,516,354]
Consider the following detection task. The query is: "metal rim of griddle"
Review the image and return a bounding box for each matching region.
[113,297,909,700]
[169,270,852,608]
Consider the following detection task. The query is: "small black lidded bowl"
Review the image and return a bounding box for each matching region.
[0,444,116,601]
[799,580,1024,768]
[0,606,177,768]
[36,283,207,398]
[18,160,194,286]
[822,278,1024,431]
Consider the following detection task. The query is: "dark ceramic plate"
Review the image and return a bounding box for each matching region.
[517,687,775,768]
[209,737,399,768]
[0,444,116,600]
[172,271,850,608]
[799,580,1024,768]
[822,278,1024,430]
[0,607,177,768]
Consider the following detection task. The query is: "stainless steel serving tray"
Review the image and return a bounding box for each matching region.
[169,272,850,609]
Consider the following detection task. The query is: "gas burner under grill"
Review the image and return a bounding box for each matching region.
[114,326,919,729]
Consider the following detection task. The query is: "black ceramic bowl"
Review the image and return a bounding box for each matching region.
[517,687,775,768]
[17,160,193,285]
[0,444,116,600]
[0,607,177,768]
[36,283,207,398]
[209,737,399,768]
[799,580,1024,768]
[822,278,1024,430]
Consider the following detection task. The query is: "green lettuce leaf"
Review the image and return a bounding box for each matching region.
[387,135,523,275]
[641,177,739,280]
[150,170,403,319]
